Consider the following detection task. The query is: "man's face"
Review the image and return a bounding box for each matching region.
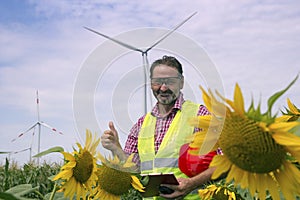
[151,64,184,105]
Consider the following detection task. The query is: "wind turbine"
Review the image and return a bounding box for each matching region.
[11,91,63,165]
[84,12,197,114]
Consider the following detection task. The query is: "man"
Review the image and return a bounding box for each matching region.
[101,55,216,199]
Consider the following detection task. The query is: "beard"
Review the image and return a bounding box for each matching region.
[154,89,178,105]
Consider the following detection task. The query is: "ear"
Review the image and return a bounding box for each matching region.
[180,76,184,89]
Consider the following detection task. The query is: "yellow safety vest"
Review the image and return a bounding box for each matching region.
[138,101,200,200]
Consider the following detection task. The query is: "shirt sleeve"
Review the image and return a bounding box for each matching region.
[124,115,145,165]
[197,104,210,116]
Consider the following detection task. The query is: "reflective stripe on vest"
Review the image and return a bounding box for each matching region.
[141,157,178,171]
[138,101,200,200]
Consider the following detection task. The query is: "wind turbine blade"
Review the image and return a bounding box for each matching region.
[12,147,31,154]
[84,26,144,53]
[36,90,40,122]
[11,122,38,142]
[145,11,197,53]
[40,122,63,135]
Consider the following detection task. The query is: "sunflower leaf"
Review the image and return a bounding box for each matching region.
[140,175,150,186]
[5,184,40,200]
[0,192,20,200]
[33,146,64,158]
[267,74,299,116]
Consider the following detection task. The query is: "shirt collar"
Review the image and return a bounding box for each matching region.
[151,92,185,117]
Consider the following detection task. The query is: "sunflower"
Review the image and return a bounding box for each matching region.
[277,98,300,122]
[93,154,144,200]
[199,180,243,200]
[53,129,100,200]
[189,76,300,199]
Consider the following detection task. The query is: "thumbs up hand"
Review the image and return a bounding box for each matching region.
[101,121,122,152]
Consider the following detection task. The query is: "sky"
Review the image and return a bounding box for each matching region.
[0,0,299,165]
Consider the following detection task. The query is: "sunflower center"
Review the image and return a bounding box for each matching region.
[73,150,94,183]
[219,115,286,173]
[212,188,232,200]
[97,165,132,195]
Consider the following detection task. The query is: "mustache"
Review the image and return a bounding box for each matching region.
[156,90,173,95]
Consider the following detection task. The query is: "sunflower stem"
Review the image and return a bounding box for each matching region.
[49,183,58,200]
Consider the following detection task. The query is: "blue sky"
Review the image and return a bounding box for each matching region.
[1,0,300,165]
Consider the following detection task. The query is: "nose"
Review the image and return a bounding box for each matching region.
[160,83,169,91]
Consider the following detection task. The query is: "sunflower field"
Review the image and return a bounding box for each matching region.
[0,158,142,200]
[0,158,61,200]
[1,76,300,200]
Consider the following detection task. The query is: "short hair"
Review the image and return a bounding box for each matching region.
[150,55,183,78]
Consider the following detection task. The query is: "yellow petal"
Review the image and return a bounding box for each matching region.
[233,83,245,115]
[124,154,136,168]
[97,152,106,164]
[200,86,212,112]
[255,173,268,200]
[191,115,222,131]
[210,155,231,179]
[275,115,292,122]
[62,152,76,161]
[85,129,92,148]
[287,98,300,114]
[272,132,300,161]
[269,121,300,132]
[189,131,206,148]
[274,162,300,199]
[239,171,249,189]
[53,169,73,181]
[208,89,227,117]
[131,175,145,192]
[265,173,280,200]
[61,160,76,170]
[64,177,77,199]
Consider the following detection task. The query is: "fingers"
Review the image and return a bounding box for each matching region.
[101,121,118,142]
[101,121,121,151]
[109,121,117,133]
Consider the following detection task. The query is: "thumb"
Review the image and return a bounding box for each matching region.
[109,121,117,135]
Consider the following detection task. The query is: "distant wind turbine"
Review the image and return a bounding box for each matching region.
[11,91,63,165]
[84,12,197,114]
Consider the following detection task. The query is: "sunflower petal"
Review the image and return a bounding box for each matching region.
[210,155,231,179]
[200,86,212,112]
[275,115,292,122]
[131,175,145,192]
[272,132,300,161]
[269,121,300,132]
[233,83,245,115]
[62,152,76,161]
[61,160,76,170]
[53,168,73,181]
[274,162,300,199]
[189,115,215,129]
[287,98,300,114]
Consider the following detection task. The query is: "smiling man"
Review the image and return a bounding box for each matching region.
[101,55,217,199]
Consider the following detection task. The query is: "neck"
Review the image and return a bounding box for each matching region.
[158,103,174,117]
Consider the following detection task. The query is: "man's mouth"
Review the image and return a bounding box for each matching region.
[158,93,171,98]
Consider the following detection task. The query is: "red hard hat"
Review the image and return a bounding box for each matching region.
[179,143,217,177]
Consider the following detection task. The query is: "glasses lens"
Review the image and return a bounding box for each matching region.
[151,77,180,86]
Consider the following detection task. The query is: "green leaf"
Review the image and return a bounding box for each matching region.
[5,184,39,197]
[140,175,149,186]
[0,192,20,200]
[44,191,69,200]
[0,151,11,154]
[33,146,64,158]
[267,74,299,115]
